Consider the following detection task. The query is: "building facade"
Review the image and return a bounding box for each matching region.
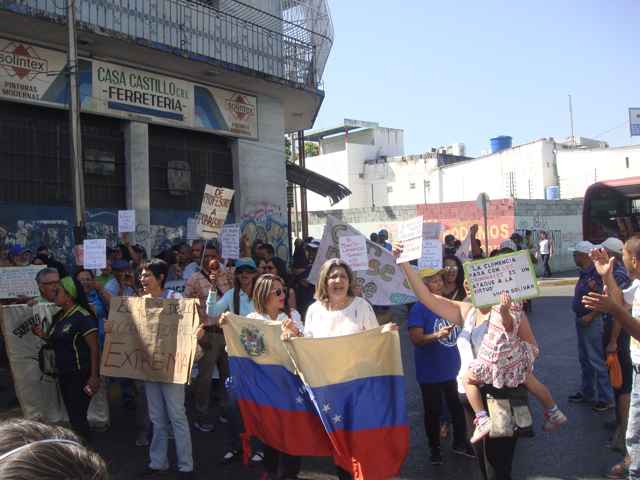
[0,0,333,262]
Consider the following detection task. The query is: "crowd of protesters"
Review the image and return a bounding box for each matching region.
[0,222,638,480]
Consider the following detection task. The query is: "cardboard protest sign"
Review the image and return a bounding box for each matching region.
[396,216,423,263]
[339,235,369,271]
[422,223,443,240]
[220,224,240,260]
[118,210,136,233]
[464,250,539,308]
[0,304,109,426]
[308,217,416,306]
[101,297,199,384]
[83,239,107,270]
[0,265,44,299]
[418,240,443,270]
[195,185,234,240]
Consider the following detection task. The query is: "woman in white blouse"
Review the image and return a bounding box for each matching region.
[285,258,379,339]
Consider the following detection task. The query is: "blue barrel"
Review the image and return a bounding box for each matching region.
[545,185,560,200]
[490,136,512,153]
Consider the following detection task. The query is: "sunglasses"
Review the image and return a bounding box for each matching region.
[444,266,459,272]
[271,288,284,297]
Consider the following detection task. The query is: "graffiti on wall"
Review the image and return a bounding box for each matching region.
[240,203,288,260]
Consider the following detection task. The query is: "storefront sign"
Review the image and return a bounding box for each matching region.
[0,38,258,139]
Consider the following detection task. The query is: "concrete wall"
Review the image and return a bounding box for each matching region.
[233,94,289,259]
[556,145,640,198]
[307,198,583,275]
[514,199,583,273]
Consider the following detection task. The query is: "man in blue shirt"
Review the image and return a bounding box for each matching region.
[407,267,473,465]
[569,241,614,411]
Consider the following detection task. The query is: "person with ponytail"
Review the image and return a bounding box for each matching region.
[33,275,99,441]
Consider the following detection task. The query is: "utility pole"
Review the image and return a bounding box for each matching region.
[68,0,86,245]
[297,131,309,239]
[568,94,575,147]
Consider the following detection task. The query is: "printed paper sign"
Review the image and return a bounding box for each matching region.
[422,223,443,240]
[118,210,136,233]
[220,224,240,260]
[418,240,443,270]
[339,235,369,271]
[0,266,45,299]
[101,297,199,384]
[83,239,107,270]
[186,218,198,240]
[396,216,424,263]
[308,216,416,306]
[195,185,235,240]
[464,250,539,308]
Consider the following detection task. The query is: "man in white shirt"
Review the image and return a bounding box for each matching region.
[538,231,553,278]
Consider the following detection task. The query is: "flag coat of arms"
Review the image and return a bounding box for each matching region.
[223,314,409,479]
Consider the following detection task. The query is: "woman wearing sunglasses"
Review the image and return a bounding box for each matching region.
[246,273,304,479]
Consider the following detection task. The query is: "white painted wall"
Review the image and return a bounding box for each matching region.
[556,145,640,198]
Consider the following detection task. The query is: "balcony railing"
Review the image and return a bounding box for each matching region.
[0,0,333,89]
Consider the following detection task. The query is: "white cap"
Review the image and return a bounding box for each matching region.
[568,240,599,254]
[601,237,624,254]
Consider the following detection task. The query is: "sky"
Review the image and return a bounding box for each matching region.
[313,1,639,157]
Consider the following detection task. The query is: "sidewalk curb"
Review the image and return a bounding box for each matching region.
[539,278,578,287]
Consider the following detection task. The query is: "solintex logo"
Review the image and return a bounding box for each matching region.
[225,94,256,122]
[0,43,48,81]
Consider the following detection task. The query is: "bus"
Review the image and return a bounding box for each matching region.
[583,176,640,243]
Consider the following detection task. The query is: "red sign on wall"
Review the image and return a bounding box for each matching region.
[417,199,515,253]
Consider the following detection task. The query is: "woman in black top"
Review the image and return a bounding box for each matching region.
[34,276,100,441]
[442,255,466,301]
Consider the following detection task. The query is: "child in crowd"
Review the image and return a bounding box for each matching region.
[465,292,567,442]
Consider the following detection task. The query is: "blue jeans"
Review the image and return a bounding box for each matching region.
[145,382,193,472]
[575,316,613,403]
[628,367,640,479]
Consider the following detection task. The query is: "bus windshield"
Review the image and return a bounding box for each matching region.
[583,178,640,243]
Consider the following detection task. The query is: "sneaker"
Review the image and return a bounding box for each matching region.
[430,448,443,465]
[250,451,264,464]
[219,449,241,465]
[470,416,491,444]
[193,421,215,433]
[135,431,149,447]
[218,415,229,424]
[137,467,170,478]
[543,409,568,432]
[568,392,586,403]
[452,442,476,458]
[593,401,615,413]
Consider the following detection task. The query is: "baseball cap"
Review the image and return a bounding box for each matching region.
[568,241,599,254]
[601,237,624,255]
[419,267,444,279]
[235,257,257,272]
[305,239,320,249]
[9,244,31,257]
[111,259,131,271]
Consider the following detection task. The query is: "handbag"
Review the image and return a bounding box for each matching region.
[485,385,534,438]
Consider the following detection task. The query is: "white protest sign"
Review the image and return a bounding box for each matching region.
[220,224,240,260]
[118,210,136,233]
[0,266,45,299]
[423,223,443,240]
[418,239,443,270]
[186,218,198,240]
[396,216,424,263]
[339,235,369,271]
[308,216,416,306]
[464,250,539,308]
[83,239,107,270]
[195,185,234,240]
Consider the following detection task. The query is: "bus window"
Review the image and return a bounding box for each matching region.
[583,178,640,243]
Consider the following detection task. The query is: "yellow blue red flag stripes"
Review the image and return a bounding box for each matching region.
[223,315,409,479]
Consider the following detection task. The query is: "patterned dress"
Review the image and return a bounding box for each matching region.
[469,305,538,389]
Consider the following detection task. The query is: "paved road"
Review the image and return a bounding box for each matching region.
[84,285,624,478]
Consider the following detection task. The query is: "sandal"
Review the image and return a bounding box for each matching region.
[606,462,629,479]
[219,449,241,466]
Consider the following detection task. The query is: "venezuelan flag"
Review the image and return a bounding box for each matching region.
[223,314,333,456]
[287,326,409,479]
[224,315,409,479]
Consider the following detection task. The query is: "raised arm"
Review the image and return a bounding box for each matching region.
[396,254,470,326]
